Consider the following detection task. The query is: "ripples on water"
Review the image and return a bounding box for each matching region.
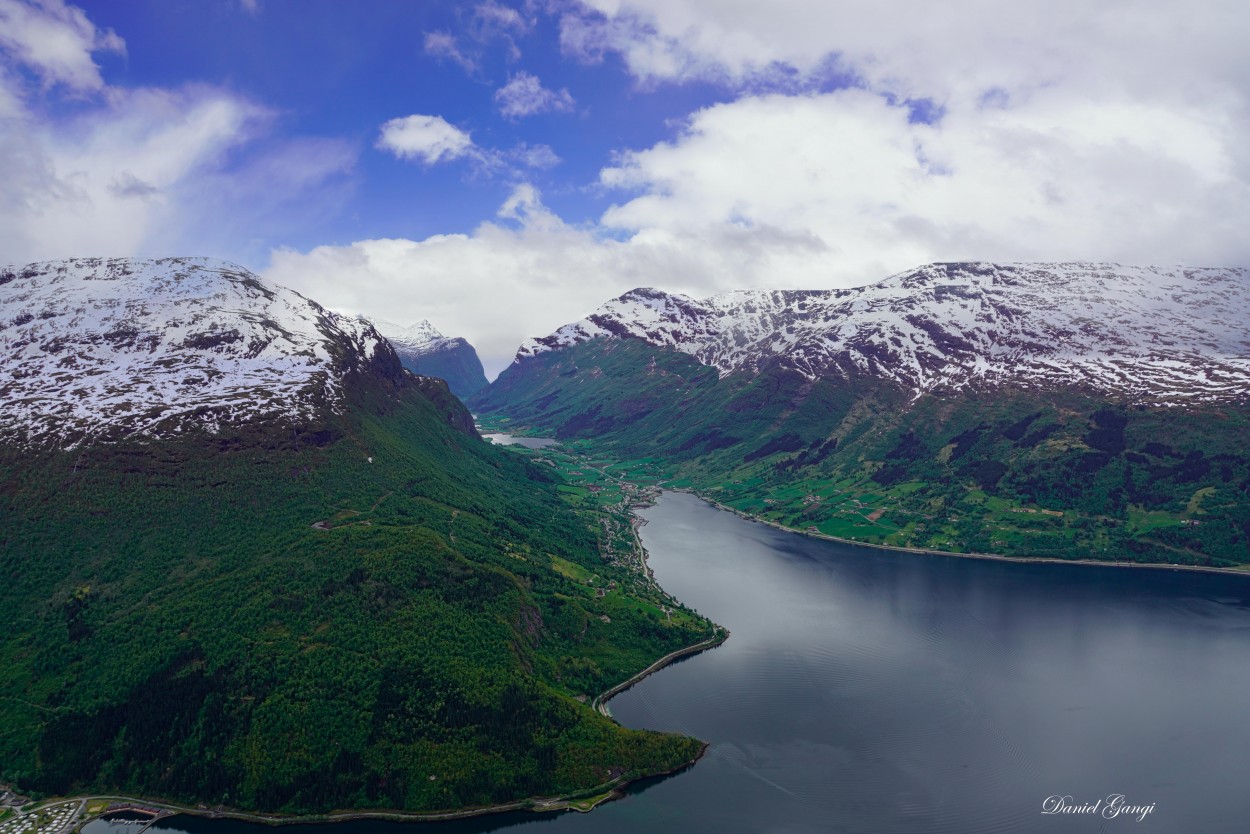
[152,492,1250,834]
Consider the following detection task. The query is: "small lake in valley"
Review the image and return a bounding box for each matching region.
[481,433,558,449]
[150,491,1250,833]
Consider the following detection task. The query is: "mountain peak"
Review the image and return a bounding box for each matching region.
[368,316,488,398]
[372,317,444,347]
[0,256,391,447]
[514,262,1250,405]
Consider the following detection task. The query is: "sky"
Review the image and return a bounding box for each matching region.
[1,0,1248,378]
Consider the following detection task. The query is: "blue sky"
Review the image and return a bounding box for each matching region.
[67,0,727,250]
[75,1,738,244]
[2,0,1248,376]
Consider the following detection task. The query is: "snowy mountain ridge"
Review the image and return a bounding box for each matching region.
[517,262,1250,405]
[0,257,391,447]
[372,318,446,351]
[370,317,489,398]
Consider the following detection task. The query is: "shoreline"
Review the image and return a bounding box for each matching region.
[6,503,728,829]
[673,488,1250,578]
[592,629,729,720]
[477,427,1249,579]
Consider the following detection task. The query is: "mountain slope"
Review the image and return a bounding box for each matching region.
[474,262,1250,568]
[0,258,395,446]
[373,318,488,398]
[0,258,709,814]
[518,262,1250,405]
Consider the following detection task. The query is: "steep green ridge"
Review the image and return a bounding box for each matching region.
[395,339,488,399]
[0,362,709,813]
[472,339,1250,567]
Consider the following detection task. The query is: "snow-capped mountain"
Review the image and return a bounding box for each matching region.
[517,262,1250,405]
[0,257,392,446]
[372,318,446,350]
[372,318,488,398]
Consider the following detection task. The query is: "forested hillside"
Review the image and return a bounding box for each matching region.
[474,337,1250,567]
[0,260,709,814]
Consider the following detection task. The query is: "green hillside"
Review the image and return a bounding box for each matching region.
[0,364,709,813]
[472,338,1250,567]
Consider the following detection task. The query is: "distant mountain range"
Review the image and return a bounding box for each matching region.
[0,257,706,814]
[519,262,1250,405]
[372,318,488,398]
[475,262,1250,567]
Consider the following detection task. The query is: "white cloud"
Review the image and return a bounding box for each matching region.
[0,0,124,92]
[559,7,713,86]
[598,88,1250,276]
[556,1,1250,268]
[424,31,477,73]
[0,86,260,261]
[509,141,561,169]
[560,0,1250,107]
[265,183,857,378]
[376,113,475,164]
[494,71,575,119]
[474,1,527,33]
[0,2,356,266]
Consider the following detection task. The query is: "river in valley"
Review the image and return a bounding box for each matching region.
[151,491,1250,833]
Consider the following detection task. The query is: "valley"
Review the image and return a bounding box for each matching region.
[472,263,1250,570]
[4,256,1248,827]
[479,418,1250,576]
[0,259,716,819]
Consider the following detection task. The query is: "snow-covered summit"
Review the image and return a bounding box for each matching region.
[517,262,1250,405]
[0,257,391,446]
[372,318,445,350]
[369,317,489,398]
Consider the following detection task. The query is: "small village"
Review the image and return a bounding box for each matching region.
[0,788,185,834]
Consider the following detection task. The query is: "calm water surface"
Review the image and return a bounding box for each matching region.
[481,433,557,449]
[153,492,1250,834]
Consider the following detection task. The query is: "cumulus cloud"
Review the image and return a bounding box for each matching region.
[559,0,1250,105]
[555,1,1250,272]
[599,88,1250,276]
[376,113,475,164]
[494,71,575,119]
[0,0,124,91]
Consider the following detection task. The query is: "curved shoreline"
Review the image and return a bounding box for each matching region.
[18,509,727,828]
[592,629,729,719]
[674,488,1250,578]
[30,626,725,829]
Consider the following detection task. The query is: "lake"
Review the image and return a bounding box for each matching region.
[151,491,1250,833]
[481,433,558,449]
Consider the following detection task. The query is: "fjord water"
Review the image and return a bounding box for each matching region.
[152,491,1250,834]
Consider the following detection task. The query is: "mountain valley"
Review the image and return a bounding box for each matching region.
[473,262,1250,568]
[0,258,711,816]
